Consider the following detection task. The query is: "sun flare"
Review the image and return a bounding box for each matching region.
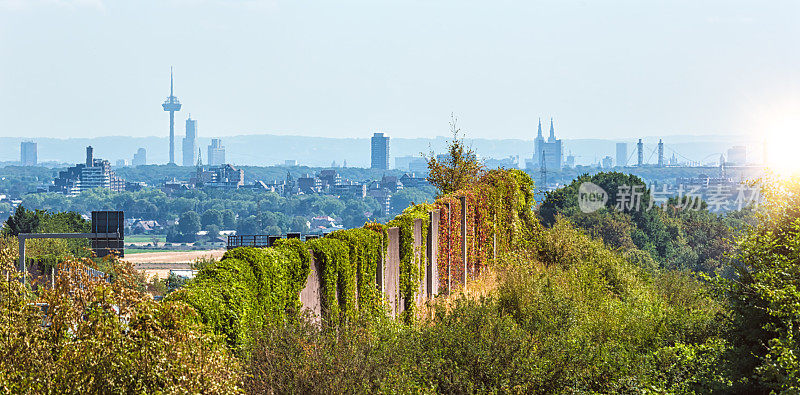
[764,115,800,177]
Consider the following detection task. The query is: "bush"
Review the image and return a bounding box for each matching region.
[0,253,242,393]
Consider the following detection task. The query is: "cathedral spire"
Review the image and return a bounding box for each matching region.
[537,118,543,139]
[549,118,555,142]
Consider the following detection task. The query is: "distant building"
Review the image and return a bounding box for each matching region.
[399,173,430,188]
[132,148,147,166]
[484,155,519,169]
[371,132,389,170]
[367,188,392,216]
[192,164,244,189]
[207,139,226,166]
[408,157,428,174]
[20,142,37,166]
[297,174,323,194]
[395,155,417,170]
[538,119,563,171]
[602,156,613,169]
[284,159,297,167]
[530,118,562,170]
[50,146,126,195]
[330,183,367,198]
[310,216,337,230]
[637,139,644,166]
[116,159,129,167]
[616,142,627,167]
[565,154,575,168]
[182,116,198,166]
[727,146,747,165]
[316,169,341,189]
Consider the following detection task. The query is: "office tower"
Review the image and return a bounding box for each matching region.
[637,139,644,166]
[20,141,37,166]
[182,115,198,166]
[371,132,389,170]
[208,139,226,165]
[161,67,182,164]
[616,142,627,167]
[132,148,147,166]
[602,156,613,169]
[657,139,664,167]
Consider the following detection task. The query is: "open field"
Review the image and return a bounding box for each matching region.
[125,234,166,245]
[125,248,191,254]
[125,249,226,279]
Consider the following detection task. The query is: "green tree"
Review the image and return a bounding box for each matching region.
[424,114,484,196]
[178,211,202,235]
[2,205,41,236]
[290,216,309,233]
[201,209,223,228]
[222,209,237,229]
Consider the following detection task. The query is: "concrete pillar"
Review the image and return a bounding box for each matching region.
[427,209,440,298]
[460,195,467,286]
[385,227,401,317]
[299,251,322,324]
[413,218,425,306]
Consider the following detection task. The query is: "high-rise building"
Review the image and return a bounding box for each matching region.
[182,115,198,166]
[161,67,182,164]
[602,156,613,169]
[50,146,126,195]
[132,148,147,166]
[20,141,37,166]
[208,139,226,165]
[616,142,627,167]
[727,145,747,165]
[637,139,644,166]
[371,132,389,170]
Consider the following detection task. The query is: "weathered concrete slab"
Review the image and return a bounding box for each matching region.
[427,209,440,298]
[299,251,322,323]
[385,227,401,317]
[414,218,426,306]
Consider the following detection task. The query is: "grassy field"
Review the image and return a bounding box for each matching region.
[125,248,193,254]
[125,234,166,244]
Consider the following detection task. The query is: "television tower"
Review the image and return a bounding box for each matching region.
[162,67,182,164]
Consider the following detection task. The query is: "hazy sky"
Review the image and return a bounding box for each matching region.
[1,0,798,140]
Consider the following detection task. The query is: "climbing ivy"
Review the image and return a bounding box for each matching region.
[272,238,312,317]
[434,169,538,291]
[166,246,307,354]
[306,238,355,326]
[388,203,431,323]
[327,228,385,317]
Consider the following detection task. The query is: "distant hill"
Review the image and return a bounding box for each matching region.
[0,134,761,168]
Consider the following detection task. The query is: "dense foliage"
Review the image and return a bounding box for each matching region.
[539,172,754,274]
[7,165,800,393]
[0,240,241,393]
[1,205,91,270]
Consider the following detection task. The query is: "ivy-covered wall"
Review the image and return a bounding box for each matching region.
[165,245,310,353]
[166,169,537,343]
[433,169,538,291]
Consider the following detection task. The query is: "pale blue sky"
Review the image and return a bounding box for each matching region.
[0,0,798,140]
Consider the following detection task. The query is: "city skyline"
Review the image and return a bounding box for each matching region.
[1,1,798,142]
